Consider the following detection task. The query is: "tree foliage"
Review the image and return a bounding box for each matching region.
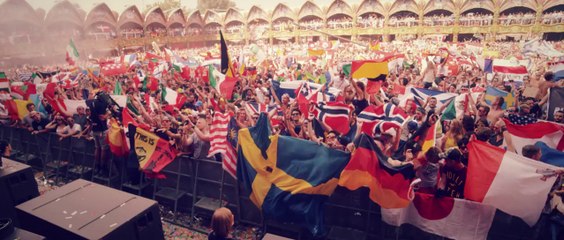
[197,0,236,12]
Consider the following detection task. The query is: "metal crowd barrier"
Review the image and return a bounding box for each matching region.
[0,126,547,240]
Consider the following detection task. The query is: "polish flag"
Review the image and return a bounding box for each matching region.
[382,193,496,240]
[466,140,561,226]
[503,119,564,155]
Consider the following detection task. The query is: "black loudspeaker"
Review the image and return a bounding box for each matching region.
[0,158,40,226]
[16,179,164,240]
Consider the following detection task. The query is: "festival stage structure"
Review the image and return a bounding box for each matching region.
[0,0,562,60]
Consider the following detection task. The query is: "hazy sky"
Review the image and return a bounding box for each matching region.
[22,0,364,13]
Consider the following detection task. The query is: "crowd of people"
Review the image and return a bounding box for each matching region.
[542,11,564,25]
[459,13,494,26]
[423,14,455,26]
[499,12,537,25]
[0,37,563,239]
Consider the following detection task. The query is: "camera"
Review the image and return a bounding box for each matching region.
[86,91,123,121]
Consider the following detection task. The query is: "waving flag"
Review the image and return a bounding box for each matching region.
[271,80,340,102]
[484,86,514,109]
[108,119,129,157]
[339,133,415,208]
[208,112,237,178]
[382,193,495,240]
[313,102,351,135]
[101,63,127,76]
[0,72,10,93]
[237,114,349,237]
[121,53,137,67]
[466,140,560,226]
[220,31,236,77]
[351,60,388,80]
[128,124,177,174]
[245,101,276,115]
[441,94,468,120]
[503,119,564,155]
[65,39,79,65]
[357,103,408,137]
[400,87,457,110]
[548,61,564,80]
[491,59,528,79]
[535,141,564,167]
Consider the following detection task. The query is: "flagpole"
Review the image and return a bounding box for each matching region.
[291,22,368,50]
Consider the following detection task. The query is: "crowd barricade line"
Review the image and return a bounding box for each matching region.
[0,125,547,239]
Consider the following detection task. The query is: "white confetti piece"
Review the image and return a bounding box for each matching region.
[55,198,61,202]
[65,216,72,219]
[100,215,106,219]
[109,223,117,228]
[71,211,77,216]
[80,211,87,215]
[63,211,67,214]
[68,224,73,228]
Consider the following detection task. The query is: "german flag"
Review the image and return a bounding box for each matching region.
[339,134,415,208]
[220,30,236,77]
[351,60,388,80]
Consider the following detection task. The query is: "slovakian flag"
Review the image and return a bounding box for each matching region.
[313,101,351,135]
[339,133,415,208]
[65,39,79,65]
[357,103,407,137]
[547,87,564,121]
[466,140,561,226]
[503,119,564,155]
[108,118,129,157]
[128,124,177,174]
[381,193,496,240]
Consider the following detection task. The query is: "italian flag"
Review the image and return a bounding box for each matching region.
[503,119,564,155]
[66,39,79,66]
[466,140,561,226]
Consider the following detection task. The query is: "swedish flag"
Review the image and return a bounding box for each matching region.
[237,114,350,237]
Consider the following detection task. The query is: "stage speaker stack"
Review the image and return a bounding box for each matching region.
[0,158,39,225]
[16,179,164,240]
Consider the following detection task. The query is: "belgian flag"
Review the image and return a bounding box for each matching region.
[219,30,236,77]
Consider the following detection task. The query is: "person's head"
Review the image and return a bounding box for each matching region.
[448,84,456,93]
[0,141,11,157]
[211,207,234,238]
[425,146,441,164]
[324,130,339,144]
[478,105,490,118]
[161,117,171,128]
[195,114,208,130]
[544,71,554,82]
[475,127,493,142]
[344,85,355,101]
[67,117,75,125]
[493,96,504,109]
[55,115,67,125]
[555,110,564,123]
[428,97,437,108]
[26,103,35,112]
[522,145,541,160]
[449,119,464,136]
[462,115,475,133]
[186,92,196,103]
[476,118,489,128]
[405,100,416,115]
[291,109,301,121]
[492,118,506,134]
[444,147,463,167]
[76,106,85,115]
[518,103,530,115]
[30,111,41,121]
[415,107,426,121]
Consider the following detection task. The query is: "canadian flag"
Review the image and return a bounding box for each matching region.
[382,193,496,240]
[466,140,561,226]
[503,119,564,155]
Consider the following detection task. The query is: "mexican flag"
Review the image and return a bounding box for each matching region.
[441,94,468,120]
[209,65,237,100]
[66,39,79,66]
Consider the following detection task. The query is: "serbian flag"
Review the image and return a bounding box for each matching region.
[313,102,351,135]
[382,193,496,240]
[503,119,564,155]
[107,119,129,157]
[357,103,407,137]
[466,140,561,226]
[339,134,415,208]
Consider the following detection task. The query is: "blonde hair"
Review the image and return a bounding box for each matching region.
[211,207,234,238]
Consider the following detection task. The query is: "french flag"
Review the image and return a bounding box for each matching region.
[466,140,561,226]
[313,101,351,135]
[503,119,564,155]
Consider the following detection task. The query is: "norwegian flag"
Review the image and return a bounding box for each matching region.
[313,101,351,135]
[207,112,238,178]
[358,103,408,137]
[101,63,127,76]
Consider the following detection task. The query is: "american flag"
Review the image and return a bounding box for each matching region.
[358,103,407,137]
[208,112,238,178]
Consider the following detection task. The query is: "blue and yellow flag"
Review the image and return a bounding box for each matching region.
[484,86,514,109]
[237,114,350,237]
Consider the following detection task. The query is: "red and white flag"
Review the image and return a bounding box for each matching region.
[504,119,564,155]
[466,140,561,226]
[101,63,127,76]
[492,59,528,75]
[208,112,237,178]
[382,193,496,240]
